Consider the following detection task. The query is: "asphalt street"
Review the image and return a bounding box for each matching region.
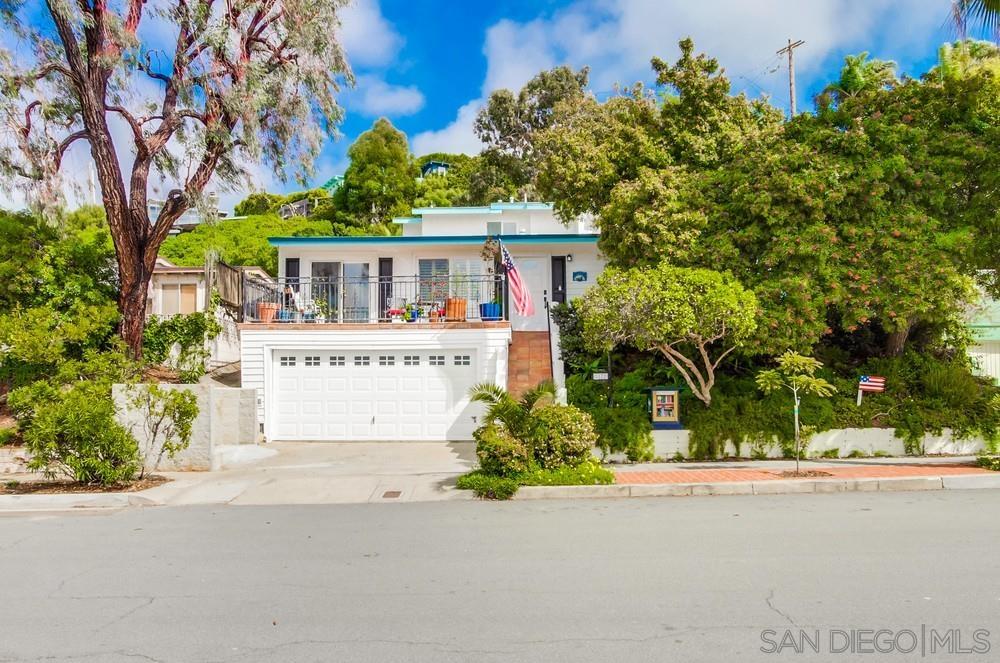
[2,490,999,662]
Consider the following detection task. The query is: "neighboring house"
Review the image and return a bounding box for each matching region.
[968,295,1000,385]
[150,258,271,367]
[147,192,225,234]
[419,161,450,178]
[239,202,603,442]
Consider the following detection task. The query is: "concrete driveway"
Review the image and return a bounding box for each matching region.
[140,442,477,507]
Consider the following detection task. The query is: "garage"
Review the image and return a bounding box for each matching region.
[270,349,481,441]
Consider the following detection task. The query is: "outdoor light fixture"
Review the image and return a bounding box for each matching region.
[566,254,573,262]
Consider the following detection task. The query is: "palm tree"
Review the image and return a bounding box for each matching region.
[469,381,556,439]
[821,53,897,105]
[952,1,1000,40]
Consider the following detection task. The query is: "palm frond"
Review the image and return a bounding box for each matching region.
[520,380,556,412]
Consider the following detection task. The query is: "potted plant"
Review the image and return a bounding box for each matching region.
[388,307,405,323]
[257,301,279,323]
[405,303,418,323]
[479,296,502,321]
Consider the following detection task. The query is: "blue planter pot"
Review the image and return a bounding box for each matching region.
[479,302,502,321]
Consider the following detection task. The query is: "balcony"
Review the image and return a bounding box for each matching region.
[243,274,507,325]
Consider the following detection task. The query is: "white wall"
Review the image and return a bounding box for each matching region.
[650,428,989,460]
[240,326,512,439]
[969,341,1000,385]
[415,208,586,237]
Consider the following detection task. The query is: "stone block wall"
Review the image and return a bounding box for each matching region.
[113,384,260,472]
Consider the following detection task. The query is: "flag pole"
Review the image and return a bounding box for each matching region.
[856,388,863,407]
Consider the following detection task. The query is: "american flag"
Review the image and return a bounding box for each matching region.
[858,375,886,393]
[500,241,534,316]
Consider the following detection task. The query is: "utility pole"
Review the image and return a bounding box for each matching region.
[776,38,805,117]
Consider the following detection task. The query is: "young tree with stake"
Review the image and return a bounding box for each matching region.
[756,352,837,473]
[0,0,352,357]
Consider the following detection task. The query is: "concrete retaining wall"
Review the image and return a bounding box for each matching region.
[113,384,260,472]
[650,427,988,460]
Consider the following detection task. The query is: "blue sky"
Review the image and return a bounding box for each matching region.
[300,0,960,212]
[0,0,978,213]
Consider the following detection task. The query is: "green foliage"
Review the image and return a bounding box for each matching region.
[333,118,417,224]
[580,263,757,406]
[591,407,654,462]
[818,448,840,459]
[469,381,556,440]
[518,459,614,486]
[0,207,119,389]
[0,427,17,446]
[473,424,530,478]
[159,214,333,275]
[977,454,1000,471]
[127,384,199,477]
[456,471,520,500]
[143,311,222,382]
[11,380,139,486]
[526,404,598,469]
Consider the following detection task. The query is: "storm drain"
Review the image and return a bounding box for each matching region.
[382,490,402,499]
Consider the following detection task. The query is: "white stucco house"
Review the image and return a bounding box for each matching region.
[239,202,604,442]
[149,258,270,368]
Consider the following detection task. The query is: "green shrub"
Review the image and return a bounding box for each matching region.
[846,449,868,458]
[591,406,654,462]
[143,311,221,382]
[527,404,598,469]
[10,381,140,485]
[0,427,17,446]
[977,454,1000,471]
[456,471,520,500]
[473,424,530,477]
[818,448,840,459]
[519,459,615,486]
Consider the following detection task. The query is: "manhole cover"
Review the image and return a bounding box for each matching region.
[382,490,402,499]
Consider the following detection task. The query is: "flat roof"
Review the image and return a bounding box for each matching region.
[268,233,599,246]
[408,201,554,216]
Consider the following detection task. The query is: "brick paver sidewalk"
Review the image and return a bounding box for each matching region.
[615,463,991,485]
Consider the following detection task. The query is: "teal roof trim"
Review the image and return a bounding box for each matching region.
[269,234,599,246]
[391,216,422,224]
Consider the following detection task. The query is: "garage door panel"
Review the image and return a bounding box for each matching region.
[273,349,481,441]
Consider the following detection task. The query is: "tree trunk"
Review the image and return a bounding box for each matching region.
[117,245,156,360]
[884,321,912,357]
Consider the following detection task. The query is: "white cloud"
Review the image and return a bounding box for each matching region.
[338,0,403,68]
[411,100,483,156]
[412,0,947,155]
[351,75,425,116]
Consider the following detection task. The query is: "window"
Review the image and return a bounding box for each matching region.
[429,355,445,366]
[454,354,471,366]
[354,355,371,366]
[378,355,395,366]
[403,355,420,366]
[418,258,449,302]
[305,356,320,367]
[329,355,345,367]
[486,221,517,236]
[279,356,296,367]
[161,283,198,316]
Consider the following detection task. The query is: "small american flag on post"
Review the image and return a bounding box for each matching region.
[499,241,534,317]
[858,375,886,393]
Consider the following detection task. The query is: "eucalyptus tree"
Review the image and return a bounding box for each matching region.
[0,0,352,357]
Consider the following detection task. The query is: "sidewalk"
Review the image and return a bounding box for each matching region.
[510,456,1000,500]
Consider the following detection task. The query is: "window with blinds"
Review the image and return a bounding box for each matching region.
[418,258,449,302]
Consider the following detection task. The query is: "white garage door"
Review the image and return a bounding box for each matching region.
[272,350,480,441]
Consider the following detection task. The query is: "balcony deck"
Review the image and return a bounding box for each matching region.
[239,320,511,330]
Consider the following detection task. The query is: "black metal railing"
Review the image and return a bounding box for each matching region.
[244,274,506,323]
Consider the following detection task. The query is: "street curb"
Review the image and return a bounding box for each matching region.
[512,474,1000,500]
[0,492,162,512]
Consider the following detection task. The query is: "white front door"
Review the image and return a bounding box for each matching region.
[510,256,549,331]
[271,349,480,441]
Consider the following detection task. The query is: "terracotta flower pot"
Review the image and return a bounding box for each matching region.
[445,297,467,322]
[257,301,279,323]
